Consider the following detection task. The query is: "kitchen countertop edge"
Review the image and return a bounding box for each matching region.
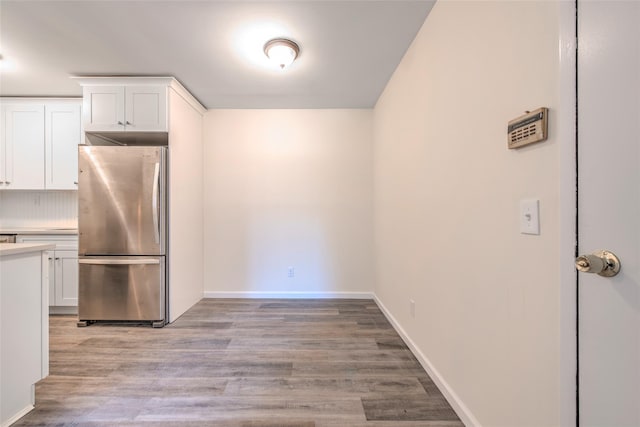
[0,243,56,256]
[0,228,78,235]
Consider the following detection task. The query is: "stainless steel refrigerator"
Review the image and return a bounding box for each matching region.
[77,145,167,327]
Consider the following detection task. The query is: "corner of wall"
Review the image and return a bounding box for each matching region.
[372,1,566,425]
[373,293,482,427]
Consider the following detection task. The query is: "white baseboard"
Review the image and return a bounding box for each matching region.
[203,291,374,299]
[1,404,34,427]
[200,290,479,426]
[373,294,481,427]
[49,306,77,315]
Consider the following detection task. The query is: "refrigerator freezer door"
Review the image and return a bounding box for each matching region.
[78,146,166,256]
[78,256,165,322]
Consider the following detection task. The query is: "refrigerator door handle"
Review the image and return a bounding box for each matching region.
[79,259,160,265]
[152,161,160,245]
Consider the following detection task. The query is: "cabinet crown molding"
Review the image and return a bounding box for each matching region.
[71,76,206,115]
[0,97,81,103]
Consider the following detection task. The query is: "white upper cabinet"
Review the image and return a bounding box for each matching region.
[0,99,82,190]
[125,86,167,131]
[46,103,82,190]
[83,84,167,132]
[0,104,46,189]
[83,86,125,131]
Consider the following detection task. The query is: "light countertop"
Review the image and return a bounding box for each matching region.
[0,227,78,235]
[0,243,56,256]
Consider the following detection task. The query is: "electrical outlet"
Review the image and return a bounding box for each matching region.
[287,267,295,278]
[410,299,415,318]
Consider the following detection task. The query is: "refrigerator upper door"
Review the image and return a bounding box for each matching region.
[78,146,166,256]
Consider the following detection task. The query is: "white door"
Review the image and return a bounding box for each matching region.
[578,1,640,426]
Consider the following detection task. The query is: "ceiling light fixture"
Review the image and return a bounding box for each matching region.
[263,38,299,69]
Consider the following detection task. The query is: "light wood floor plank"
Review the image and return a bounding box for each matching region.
[13,299,463,426]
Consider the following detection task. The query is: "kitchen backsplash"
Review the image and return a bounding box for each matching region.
[0,191,78,228]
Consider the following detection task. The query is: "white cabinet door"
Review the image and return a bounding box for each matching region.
[82,86,125,131]
[1,104,45,189]
[82,85,167,132]
[46,251,55,306]
[0,106,5,185]
[125,86,167,131]
[45,103,81,190]
[16,235,78,307]
[54,250,78,306]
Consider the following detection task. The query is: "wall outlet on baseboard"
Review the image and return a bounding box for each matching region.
[410,299,415,318]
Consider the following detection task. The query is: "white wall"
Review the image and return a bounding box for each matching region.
[373,1,563,426]
[168,88,205,322]
[0,191,77,228]
[203,109,373,297]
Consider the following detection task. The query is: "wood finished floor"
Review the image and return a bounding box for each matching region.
[14,299,463,427]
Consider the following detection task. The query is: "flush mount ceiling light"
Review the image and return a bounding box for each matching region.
[263,38,300,69]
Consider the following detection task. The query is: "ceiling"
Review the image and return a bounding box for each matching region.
[0,1,435,109]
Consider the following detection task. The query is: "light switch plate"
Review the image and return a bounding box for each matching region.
[520,199,540,235]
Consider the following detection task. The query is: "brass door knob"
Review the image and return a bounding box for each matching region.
[575,250,621,277]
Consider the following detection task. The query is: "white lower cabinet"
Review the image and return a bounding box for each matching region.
[16,235,78,309]
[47,250,78,307]
[0,248,49,426]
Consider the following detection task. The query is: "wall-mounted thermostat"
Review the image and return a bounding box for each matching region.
[507,107,548,149]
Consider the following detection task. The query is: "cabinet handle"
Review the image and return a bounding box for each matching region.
[74,181,78,185]
[48,257,52,260]
[5,181,10,184]
[126,121,132,125]
[55,257,60,260]
[117,121,124,125]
